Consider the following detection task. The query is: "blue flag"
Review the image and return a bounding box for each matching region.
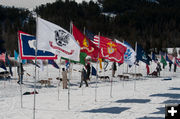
[91,66,97,76]
[166,54,173,64]
[152,52,158,62]
[48,60,59,69]
[136,44,151,65]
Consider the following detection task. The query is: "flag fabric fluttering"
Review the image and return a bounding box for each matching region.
[166,54,173,64]
[91,66,97,76]
[85,30,99,47]
[14,50,26,64]
[116,40,136,66]
[160,55,167,67]
[175,57,180,67]
[37,17,80,61]
[48,60,59,69]
[5,53,13,76]
[136,44,152,65]
[72,24,99,60]
[61,52,87,65]
[18,31,57,60]
[99,36,127,63]
[152,52,158,62]
[27,60,40,68]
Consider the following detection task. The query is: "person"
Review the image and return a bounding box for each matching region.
[86,63,91,80]
[169,62,172,71]
[62,68,68,89]
[156,62,161,77]
[112,62,117,77]
[174,63,177,72]
[17,63,24,84]
[79,68,88,88]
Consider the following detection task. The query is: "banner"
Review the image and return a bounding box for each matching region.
[18,31,57,60]
[37,17,80,61]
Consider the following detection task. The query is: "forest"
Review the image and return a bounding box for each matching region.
[0,0,180,55]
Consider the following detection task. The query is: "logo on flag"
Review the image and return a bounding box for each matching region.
[18,31,57,60]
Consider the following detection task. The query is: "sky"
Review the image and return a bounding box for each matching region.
[0,0,95,10]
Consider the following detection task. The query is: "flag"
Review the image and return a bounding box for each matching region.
[72,24,99,60]
[5,53,13,76]
[136,44,151,65]
[14,50,19,61]
[37,18,80,61]
[18,31,57,60]
[14,50,27,64]
[0,61,7,70]
[116,40,136,65]
[175,57,180,67]
[104,59,109,70]
[65,60,70,70]
[27,60,40,68]
[62,52,87,65]
[166,54,173,64]
[48,60,59,69]
[160,55,167,67]
[37,60,44,71]
[91,66,97,76]
[146,64,150,75]
[99,36,127,63]
[99,58,102,70]
[152,52,158,62]
[85,30,99,47]
[0,53,5,62]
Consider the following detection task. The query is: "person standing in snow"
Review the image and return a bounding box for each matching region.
[62,68,68,89]
[112,62,117,77]
[79,68,88,88]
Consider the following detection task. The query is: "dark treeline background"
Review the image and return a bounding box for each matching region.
[1,0,180,55]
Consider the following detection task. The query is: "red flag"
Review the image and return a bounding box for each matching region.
[99,36,126,63]
[175,57,180,67]
[72,24,99,60]
[146,64,150,75]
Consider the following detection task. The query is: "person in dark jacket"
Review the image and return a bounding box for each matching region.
[112,62,117,77]
[79,68,88,88]
[17,63,24,84]
[156,62,161,76]
[86,63,91,80]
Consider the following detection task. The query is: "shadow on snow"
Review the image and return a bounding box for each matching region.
[150,93,180,99]
[115,99,151,104]
[82,107,130,114]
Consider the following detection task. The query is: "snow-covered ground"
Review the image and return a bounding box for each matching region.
[0,61,180,119]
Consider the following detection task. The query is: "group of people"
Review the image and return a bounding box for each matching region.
[61,63,91,89]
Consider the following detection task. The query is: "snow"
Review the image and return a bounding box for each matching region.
[0,61,180,119]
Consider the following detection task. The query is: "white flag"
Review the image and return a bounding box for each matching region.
[115,40,136,66]
[37,17,80,61]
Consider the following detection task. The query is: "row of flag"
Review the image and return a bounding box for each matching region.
[1,17,180,73]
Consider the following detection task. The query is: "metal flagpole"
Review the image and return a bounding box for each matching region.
[17,33,23,108]
[134,42,137,91]
[95,32,100,102]
[33,15,38,119]
[58,57,61,101]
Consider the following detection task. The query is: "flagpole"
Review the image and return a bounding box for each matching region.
[134,42,137,91]
[58,57,61,101]
[95,32,100,102]
[17,32,23,108]
[33,15,38,119]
